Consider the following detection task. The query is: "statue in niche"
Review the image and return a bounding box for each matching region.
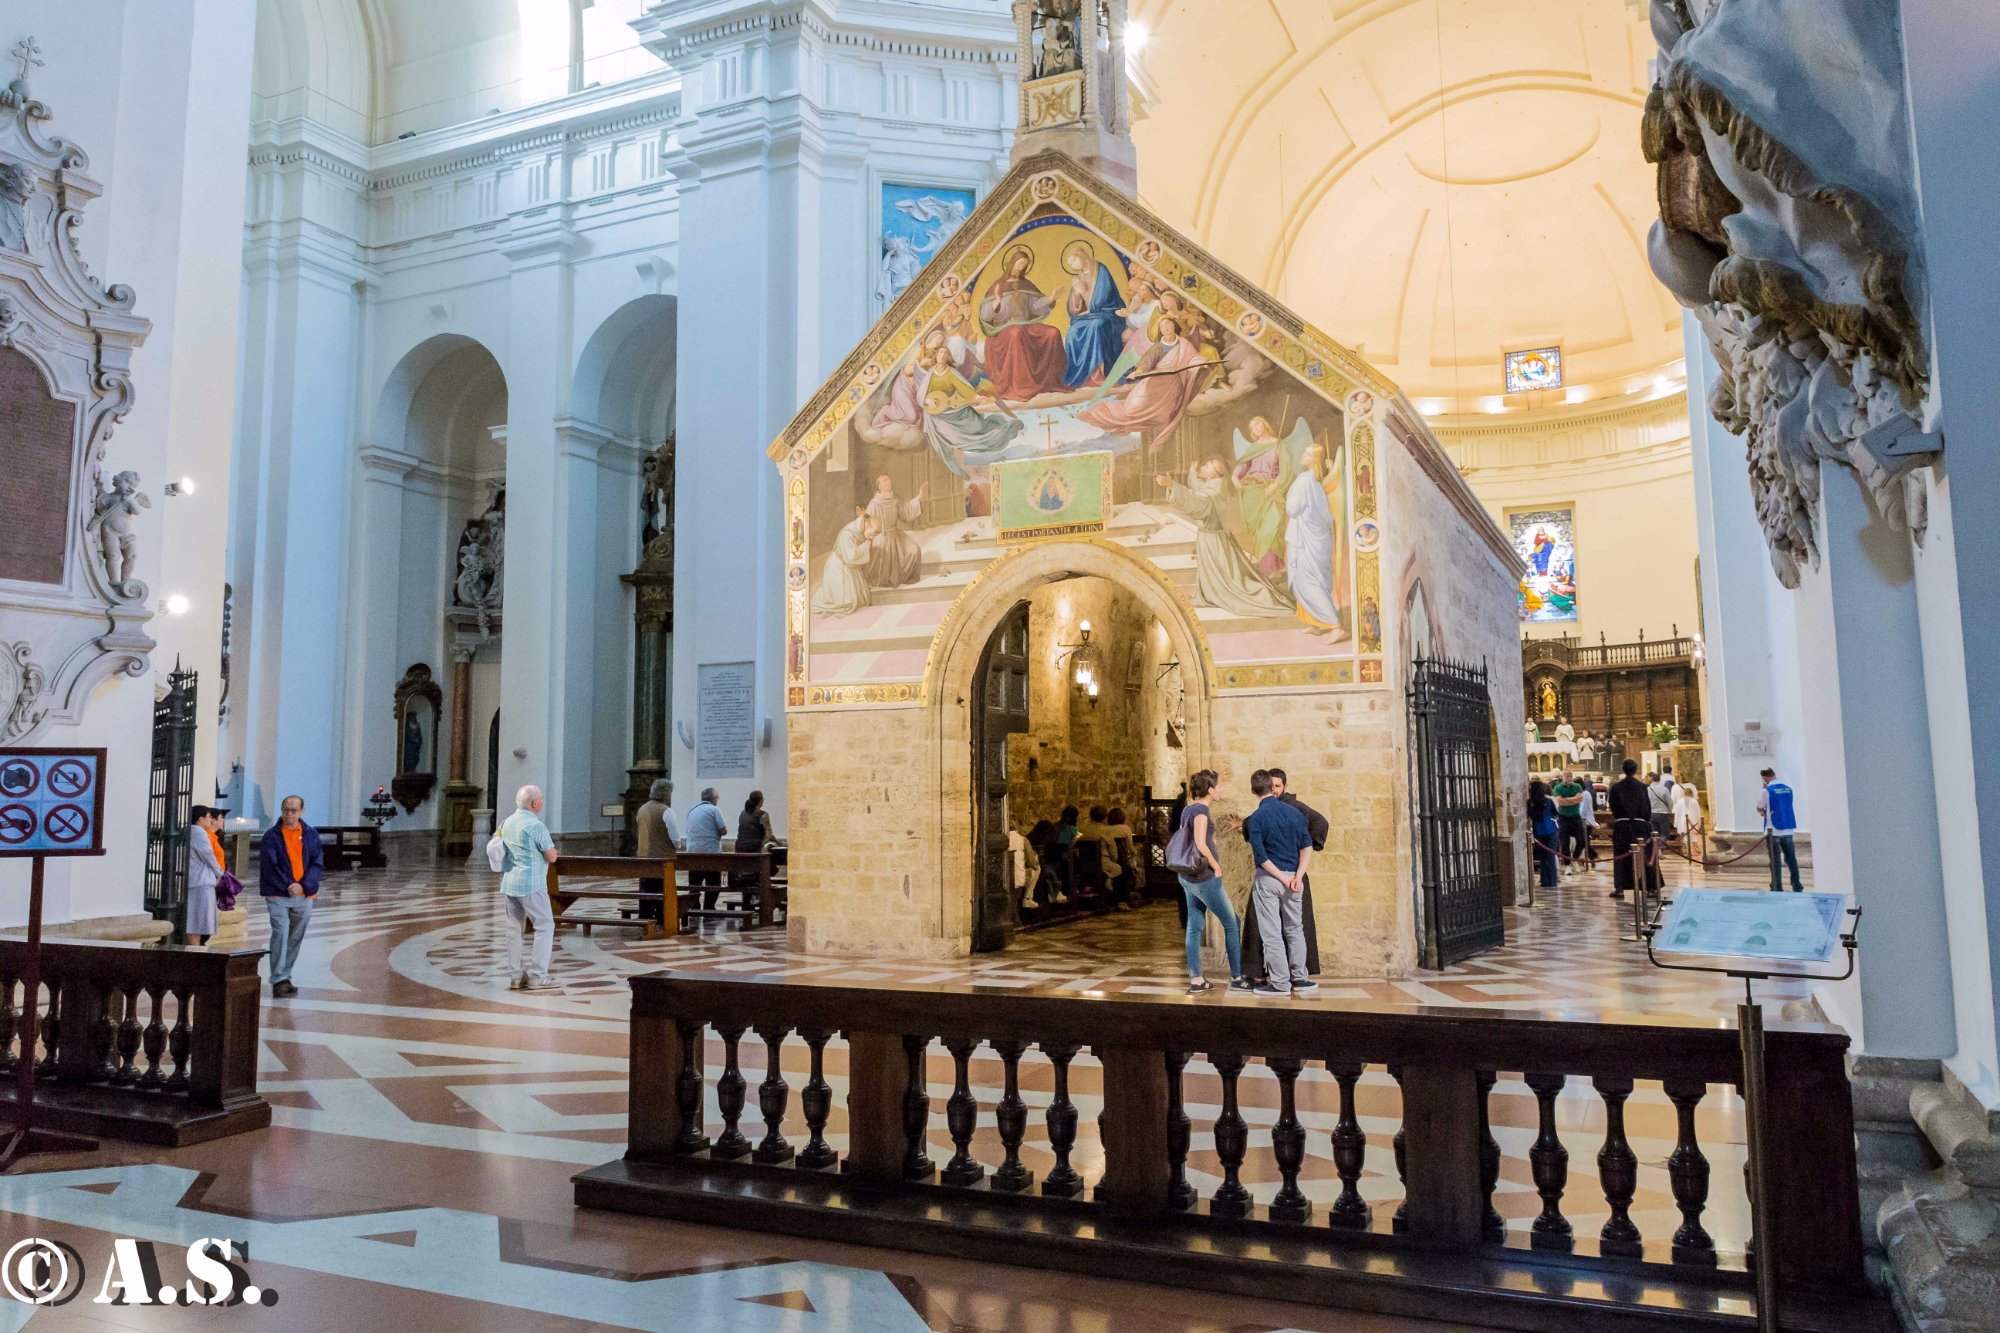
[1029,0,1084,79]
[0,162,28,251]
[640,436,675,561]
[86,470,149,599]
[453,481,505,635]
[1538,679,1559,719]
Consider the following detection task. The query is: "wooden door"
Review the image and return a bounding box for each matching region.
[971,601,1032,953]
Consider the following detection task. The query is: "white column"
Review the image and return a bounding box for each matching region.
[1792,470,1955,1058]
[1684,319,1806,833]
[344,446,422,816]
[1899,0,2000,1106]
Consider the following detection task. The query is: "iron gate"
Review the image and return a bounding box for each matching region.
[145,664,198,939]
[1409,656,1504,968]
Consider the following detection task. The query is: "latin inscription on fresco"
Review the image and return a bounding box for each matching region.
[697,661,756,778]
[0,347,76,586]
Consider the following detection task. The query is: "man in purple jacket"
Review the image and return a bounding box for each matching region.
[258,795,324,998]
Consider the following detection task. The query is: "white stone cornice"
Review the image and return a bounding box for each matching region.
[498,216,581,266]
[357,444,423,479]
[553,417,641,466]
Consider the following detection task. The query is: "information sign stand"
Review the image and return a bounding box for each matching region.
[1642,889,1862,1333]
[0,747,109,1169]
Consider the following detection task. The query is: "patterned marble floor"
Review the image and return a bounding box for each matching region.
[0,847,1812,1331]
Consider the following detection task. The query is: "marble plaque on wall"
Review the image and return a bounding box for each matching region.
[0,346,77,586]
[697,661,756,778]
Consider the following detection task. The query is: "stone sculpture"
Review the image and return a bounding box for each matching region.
[0,161,27,251]
[1643,0,1938,588]
[86,469,149,599]
[453,482,505,636]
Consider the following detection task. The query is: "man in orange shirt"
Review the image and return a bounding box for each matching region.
[257,794,324,998]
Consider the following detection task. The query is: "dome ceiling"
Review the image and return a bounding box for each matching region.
[1129,0,1681,411]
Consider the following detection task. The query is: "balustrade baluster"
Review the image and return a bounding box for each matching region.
[1208,1052,1251,1219]
[940,1038,985,1186]
[111,985,143,1086]
[137,985,168,1091]
[1477,1069,1504,1241]
[1594,1075,1642,1257]
[91,983,117,1082]
[1326,1061,1369,1228]
[796,1026,837,1171]
[752,1025,794,1164]
[1389,1063,1408,1233]
[991,1040,1034,1194]
[1164,1050,1194,1211]
[0,972,15,1077]
[163,987,191,1094]
[674,1019,712,1156]
[711,1023,752,1160]
[1268,1057,1311,1222]
[1041,1042,1083,1197]
[33,980,58,1079]
[901,1035,936,1182]
[1663,1077,1715,1261]
[1524,1072,1573,1250]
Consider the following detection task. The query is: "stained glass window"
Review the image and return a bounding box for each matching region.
[1503,346,1563,393]
[1511,507,1577,622]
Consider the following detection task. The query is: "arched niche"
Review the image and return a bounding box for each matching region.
[373,333,507,473]
[252,0,385,135]
[571,294,677,444]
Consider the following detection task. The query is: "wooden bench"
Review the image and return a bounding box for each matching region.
[544,852,781,940]
[319,825,386,872]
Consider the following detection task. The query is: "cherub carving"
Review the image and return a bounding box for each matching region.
[86,470,149,598]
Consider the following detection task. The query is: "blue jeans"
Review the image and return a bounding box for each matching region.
[1769,832,1803,892]
[264,895,313,985]
[1178,874,1241,979]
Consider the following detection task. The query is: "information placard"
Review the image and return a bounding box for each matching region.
[0,748,108,858]
[1653,888,1847,965]
[697,661,756,778]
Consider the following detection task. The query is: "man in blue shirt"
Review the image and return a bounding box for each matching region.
[685,788,730,911]
[1757,767,1803,892]
[498,785,560,989]
[1242,769,1318,997]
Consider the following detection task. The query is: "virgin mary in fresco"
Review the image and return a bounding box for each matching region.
[1060,239,1125,389]
[978,245,1065,401]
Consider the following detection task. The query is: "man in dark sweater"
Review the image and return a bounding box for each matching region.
[1244,769,1318,997]
[1241,768,1326,979]
[1606,759,1654,899]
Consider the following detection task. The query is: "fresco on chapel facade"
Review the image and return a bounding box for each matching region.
[778,164,1392,706]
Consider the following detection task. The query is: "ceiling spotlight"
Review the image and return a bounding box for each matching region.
[163,594,191,616]
[1417,399,1444,417]
[1564,387,1589,405]
[1127,20,1149,51]
[164,476,196,497]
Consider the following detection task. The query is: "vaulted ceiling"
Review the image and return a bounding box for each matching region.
[1128,0,1678,410]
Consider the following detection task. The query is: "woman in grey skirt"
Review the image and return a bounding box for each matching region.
[185,804,225,945]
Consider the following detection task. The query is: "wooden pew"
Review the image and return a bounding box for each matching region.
[544,851,781,939]
[319,825,386,872]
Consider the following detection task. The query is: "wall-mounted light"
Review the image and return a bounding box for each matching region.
[162,593,191,616]
[1056,620,1102,709]
[163,476,196,497]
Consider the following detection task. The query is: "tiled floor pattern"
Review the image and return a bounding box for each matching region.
[0,850,1810,1330]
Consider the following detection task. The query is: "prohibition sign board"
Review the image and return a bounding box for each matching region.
[0,749,106,858]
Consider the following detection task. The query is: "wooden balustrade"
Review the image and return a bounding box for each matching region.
[0,939,270,1146]
[577,974,1889,1333]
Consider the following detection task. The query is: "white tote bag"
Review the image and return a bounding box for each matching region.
[484,831,508,874]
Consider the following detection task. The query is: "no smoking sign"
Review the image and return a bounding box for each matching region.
[0,749,106,858]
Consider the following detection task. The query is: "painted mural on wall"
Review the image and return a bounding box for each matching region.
[876,184,976,313]
[1510,506,1577,622]
[778,163,1396,706]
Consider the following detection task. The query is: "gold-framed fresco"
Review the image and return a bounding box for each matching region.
[772,152,1392,709]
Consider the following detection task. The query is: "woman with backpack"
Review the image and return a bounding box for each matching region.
[1167,770,1250,994]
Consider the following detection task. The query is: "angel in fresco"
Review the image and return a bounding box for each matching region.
[978,245,1066,401]
[940,290,987,385]
[923,382,1025,479]
[1156,460,1295,619]
[812,509,879,618]
[1060,239,1125,389]
[1076,317,1216,444]
[1284,439,1350,638]
[1230,414,1314,578]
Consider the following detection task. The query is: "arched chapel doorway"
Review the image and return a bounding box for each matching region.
[962,570,1198,954]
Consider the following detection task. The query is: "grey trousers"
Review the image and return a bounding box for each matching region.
[505,890,555,983]
[1252,871,1307,992]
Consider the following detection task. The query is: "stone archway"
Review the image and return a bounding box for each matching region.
[923,540,1215,953]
